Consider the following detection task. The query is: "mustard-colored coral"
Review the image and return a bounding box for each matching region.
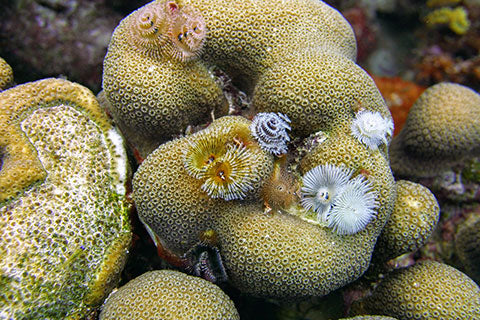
[373,180,439,264]
[99,270,240,320]
[425,7,470,35]
[119,0,438,303]
[353,261,480,319]
[0,78,131,319]
[103,1,228,157]
[390,82,480,177]
[252,48,388,136]
[133,116,274,255]
[103,0,359,156]
[0,57,13,91]
[214,201,383,299]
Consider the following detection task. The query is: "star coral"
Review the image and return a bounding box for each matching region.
[352,261,480,319]
[112,0,445,305]
[99,270,240,320]
[390,82,480,177]
[0,57,13,91]
[133,116,274,254]
[103,0,228,157]
[372,180,439,264]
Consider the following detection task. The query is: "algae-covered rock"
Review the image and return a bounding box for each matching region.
[0,78,131,319]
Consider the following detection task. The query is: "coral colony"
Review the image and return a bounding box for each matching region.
[3,0,480,318]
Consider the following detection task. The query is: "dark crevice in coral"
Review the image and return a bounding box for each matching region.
[0,146,4,172]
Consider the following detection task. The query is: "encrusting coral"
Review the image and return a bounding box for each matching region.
[99,270,240,320]
[424,6,471,35]
[390,82,480,178]
[351,260,480,319]
[0,78,131,319]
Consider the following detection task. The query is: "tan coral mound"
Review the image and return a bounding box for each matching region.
[0,78,131,319]
[353,260,480,320]
[373,180,439,263]
[253,49,388,136]
[103,0,359,156]
[103,0,228,157]
[133,116,274,254]
[390,82,480,177]
[99,270,239,320]
[215,203,379,299]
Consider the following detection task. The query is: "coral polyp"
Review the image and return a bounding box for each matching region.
[128,1,172,59]
[325,176,377,235]
[168,5,207,62]
[300,164,353,222]
[351,110,393,150]
[200,144,255,200]
[250,112,291,156]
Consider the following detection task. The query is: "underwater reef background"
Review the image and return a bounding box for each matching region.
[1,0,480,319]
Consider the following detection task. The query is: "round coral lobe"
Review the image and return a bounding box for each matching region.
[168,5,207,62]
